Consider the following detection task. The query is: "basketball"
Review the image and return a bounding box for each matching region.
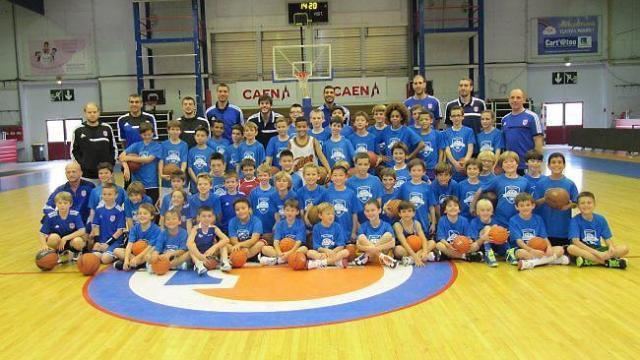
[406,235,422,252]
[385,199,401,219]
[346,244,357,262]
[317,166,329,185]
[288,252,307,271]
[528,237,547,252]
[126,161,142,173]
[131,240,148,255]
[367,151,378,167]
[77,253,101,276]
[204,256,219,270]
[544,188,570,209]
[230,249,248,268]
[162,163,180,176]
[452,235,472,253]
[306,205,321,225]
[279,238,296,252]
[152,257,171,275]
[35,249,58,271]
[488,225,509,245]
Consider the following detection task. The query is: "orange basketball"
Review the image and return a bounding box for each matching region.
[544,188,570,209]
[131,241,148,255]
[288,252,307,270]
[230,249,248,268]
[406,235,422,252]
[77,253,101,276]
[126,161,142,173]
[204,256,219,270]
[152,257,171,275]
[528,237,547,251]
[452,235,472,254]
[317,167,329,185]
[35,249,58,271]
[488,225,509,245]
[346,244,357,262]
[367,151,378,167]
[385,199,402,219]
[279,238,296,252]
[162,163,180,176]
[306,205,321,225]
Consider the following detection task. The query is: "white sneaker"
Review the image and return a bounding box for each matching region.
[551,255,570,265]
[57,250,72,264]
[220,261,232,272]
[194,260,207,276]
[259,254,277,266]
[518,259,535,271]
[426,252,436,262]
[277,256,287,264]
[145,262,154,274]
[401,256,415,266]
[352,253,369,266]
[306,259,326,270]
[379,253,398,269]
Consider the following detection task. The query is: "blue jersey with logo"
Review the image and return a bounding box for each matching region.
[207,137,230,157]
[382,126,422,166]
[129,222,162,247]
[297,185,328,210]
[229,215,263,241]
[266,136,291,167]
[501,110,543,169]
[93,204,125,243]
[274,218,306,242]
[312,222,346,250]
[88,184,126,210]
[482,175,531,227]
[358,220,394,245]
[322,137,355,168]
[124,195,153,222]
[436,215,471,243]
[187,146,214,190]
[347,174,384,224]
[238,141,266,167]
[40,210,85,236]
[125,141,162,188]
[419,130,443,169]
[309,128,331,148]
[476,128,503,153]
[321,185,361,237]
[211,175,226,198]
[533,176,579,238]
[347,132,378,155]
[225,144,241,172]
[508,213,547,248]
[568,213,611,248]
[399,180,436,232]
[218,192,244,233]
[270,190,299,219]
[188,193,222,220]
[249,186,277,234]
[468,216,497,240]
[155,227,188,252]
[431,179,459,207]
[443,126,476,161]
[404,95,442,121]
[368,125,387,153]
[161,139,188,167]
[43,180,96,222]
[393,165,411,190]
[193,223,219,251]
[456,179,482,219]
[479,173,497,186]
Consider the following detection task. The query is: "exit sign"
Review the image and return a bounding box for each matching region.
[50,89,75,102]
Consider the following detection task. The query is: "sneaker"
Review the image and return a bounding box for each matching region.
[220,261,232,272]
[401,256,415,266]
[145,262,154,274]
[277,256,287,265]
[485,249,498,267]
[379,253,398,269]
[335,258,349,269]
[258,254,277,266]
[506,248,518,265]
[71,251,81,262]
[306,259,326,270]
[518,259,535,271]
[551,255,570,265]
[352,253,369,266]
[177,262,189,271]
[466,251,484,263]
[606,258,627,270]
[432,249,442,262]
[194,260,207,276]
[426,252,436,262]
[57,250,72,264]
[112,260,124,271]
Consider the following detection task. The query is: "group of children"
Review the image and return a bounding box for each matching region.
[38,100,630,274]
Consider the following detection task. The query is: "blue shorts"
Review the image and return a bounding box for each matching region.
[105,238,125,255]
[196,240,214,254]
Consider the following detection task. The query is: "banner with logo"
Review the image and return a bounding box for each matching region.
[537,16,598,55]
[28,38,91,76]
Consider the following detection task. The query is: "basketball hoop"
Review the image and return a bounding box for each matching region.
[295,70,311,99]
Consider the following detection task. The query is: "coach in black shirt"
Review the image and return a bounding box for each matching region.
[71,102,118,182]
[177,96,209,148]
[444,78,487,133]
[246,94,284,148]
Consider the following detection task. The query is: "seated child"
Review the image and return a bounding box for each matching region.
[148,209,190,270]
[393,201,437,266]
[435,196,483,262]
[306,202,351,269]
[352,200,397,268]
[159,189,191,231]
[187,206,231,275]
[260,199,306,266]
[39,191,86,262]
[113,203,160,271]
[228,198,266,263]
[468,199,502,267]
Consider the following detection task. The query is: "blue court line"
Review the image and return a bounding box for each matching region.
[562,152,640,179]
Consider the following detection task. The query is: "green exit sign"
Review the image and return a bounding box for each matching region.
[50,89,75,102]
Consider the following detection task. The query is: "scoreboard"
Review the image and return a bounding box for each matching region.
[288,2,329,24]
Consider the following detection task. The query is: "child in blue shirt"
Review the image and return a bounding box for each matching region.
[347,153,384,223]
[392,200,438,266]
[238,122,266,167]
[39,191,86,259]
[207,119,231,156]
[159,120,188,199]
[456,159,482,219]
[469,198,503,267]
[187,126,214,194]
[228,198,266,262]
[477,150,497,185]
[431,162,459,211]
[278,150,303,190]
[218,172,245,234]
[298,164,328,227]
[120,122,162,203]
[124,181,153,229]
[249,164,278,241]
[159,189,191,232]
[524,149,545,199]
[309,109,330,147]
[368,104,388,154]
[114,203,160,271]
[443,106,475,181]
[259,198,306,266]
[435,196,482,262]
[307,202,350,269]
[226,124,243,172]
[381,103,424,166]
[418,110,443,181]
[476,110,503,157]
[567,191,629,269]
[391,142,411,189]
[322,117,355,168]
[353,199,398,268]
[210,153,227,197]
[148,209,190,271]
[380,168,399,224]
[188,173,222,223]
[89,184,126,265]
[398,159,437,236]
[321,165,361,243]
[266,117,291,168]
[347,111,379,156]
[187,206,231,275]
[271,171,299,222]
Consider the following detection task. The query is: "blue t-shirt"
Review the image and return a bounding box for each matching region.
[501,110,543,169]
[457,179,482,219]
[443,126,476,161]
[399,180,436,232]
[270,190,299,219]
[218,192,244,233]
[436,215,471,243]
[479,173,496,186]
[43,180,95,223]
[508,213,547,248]
[476,128,503,153]
[274,218,307,242]
[469,216,497,240]
[431,179,459,206]
[524,174,545,198]
[568,213,612,248]
[188,193,222,220]
[322,136,355,168]
[129,222,162,247]
[404,95,442,121]
[249,186,278,234]
[88,184,126,210]
[291,172,303,191]
[207,137,230,157]
[533,176,579,238]
[266,136,291,167]
[211,175,226,198]
[124,195,153,222]
[205,103,244,141]
[419,130,443,169]
[125,141,162,188]
[312,222,346,250]
[309,128,331,148]
[238,140,266,166]
[368,125,387,153]
[347,132,378,155]
[482,175,531,227]
[155,227,188,252]
[160,140,188,171]
[393,165,411,190]
[320,185,361,237]
[347,174,384,224]
[40,210,85,236]
[188,146,214,190]
[225,144,241,172]
[382,126,422,165]
[358,220,394,244]
[93,204,126,243]
[229,215,263,241]
[297,185,328,210]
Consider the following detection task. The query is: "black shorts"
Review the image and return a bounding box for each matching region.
[548,237,570,248]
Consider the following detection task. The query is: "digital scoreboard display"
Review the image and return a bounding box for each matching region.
[288,2,329,24]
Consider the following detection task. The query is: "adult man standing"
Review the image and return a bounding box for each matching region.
[246,94,284,148]
[404,74,442,127]
[317,85,350,128]
[116,94,158,149]
[177,96,209,148]
[71,102,117,183]
[444,78,487,133]
[205,83,244,141]
[501,88,544,174]
[42,161,95,224]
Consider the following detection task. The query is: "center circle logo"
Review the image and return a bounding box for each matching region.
[84,263,456,330]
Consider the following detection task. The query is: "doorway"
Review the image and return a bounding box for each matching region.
[45,118,83,160]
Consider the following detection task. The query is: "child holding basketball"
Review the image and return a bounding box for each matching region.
[393,201,437,266]
[435,196,482,262]
[353,200,398,268]
[124,181,153,229]
[89,184,126,264]
[567,191,629,269]
[114,203,161,271]
[468,199,502,267]
[509,193,569,271]
[120,122,162,203]
[159,120,188,200]
[322,117,355,168]
[187,126,214,194]
[39,192,86,260]
[347,111,379,157]
[249,164,277,242]
[307,202,351,269]
[398,159,437,236]
[228,198,266,262]
[260,198,306,266]
[188,206,231,275]
[149,209,190,270]
[297,164,328,227]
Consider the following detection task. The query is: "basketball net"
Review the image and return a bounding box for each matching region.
[295,70,310,99]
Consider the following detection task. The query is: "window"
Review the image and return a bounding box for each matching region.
[543,102,583,126]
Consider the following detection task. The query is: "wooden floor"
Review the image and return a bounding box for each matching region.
[1,148,639,359]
